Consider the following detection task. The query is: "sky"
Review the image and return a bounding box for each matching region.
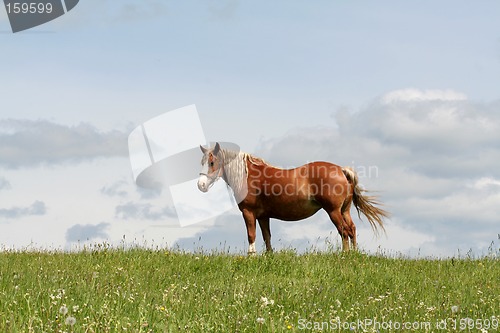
[0,1,499,257]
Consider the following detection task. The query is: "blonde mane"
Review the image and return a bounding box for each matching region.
[247,154,268,166]
[219,149,248,201]
[219,149,272,202]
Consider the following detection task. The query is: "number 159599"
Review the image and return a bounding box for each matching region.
[6,2,53,14]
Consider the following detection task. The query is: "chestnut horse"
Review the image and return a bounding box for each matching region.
[197,142,389,254]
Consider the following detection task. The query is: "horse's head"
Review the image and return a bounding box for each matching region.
[198,142,223,192]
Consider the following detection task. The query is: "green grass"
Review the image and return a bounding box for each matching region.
[0,246,498,332]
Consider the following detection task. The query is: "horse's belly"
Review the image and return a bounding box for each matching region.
[267,199,321,221]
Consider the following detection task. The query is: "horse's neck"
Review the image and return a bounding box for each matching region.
[220,149,248,201]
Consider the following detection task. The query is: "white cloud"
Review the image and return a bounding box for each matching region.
[356,221,435,256]
[471,177,500,190]
[115,202,177,220]
[100,179,129,198]
[340,101,500,161]
[0,201,46,219]
[381,89,467,104]
[0,177,11,191]
[0,119,128,168]
[66,222,110,242]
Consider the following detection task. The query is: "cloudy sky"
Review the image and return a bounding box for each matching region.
[1,1,499,257]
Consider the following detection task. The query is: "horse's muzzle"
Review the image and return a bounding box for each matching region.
[197,176,209,192]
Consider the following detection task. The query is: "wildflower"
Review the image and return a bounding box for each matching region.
[65,316,76,326]
[59,306,68,315]
[256,317,265,324]
[261,296,274,306]
[451,305,459,314]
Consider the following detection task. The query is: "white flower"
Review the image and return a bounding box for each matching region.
[260,296,274,306]
[59,306,68,315]
[256,317,265,324]
[65,316,76,326]
[451,305,459,314]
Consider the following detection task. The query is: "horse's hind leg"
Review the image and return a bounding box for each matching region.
[258,217,272,252]
[343,211,357,250]
[326,209,350,251]
[340,189,356,250]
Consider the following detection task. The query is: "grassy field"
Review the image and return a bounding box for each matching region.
[0,246,498,332]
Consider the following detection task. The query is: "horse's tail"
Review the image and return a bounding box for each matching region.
[342,167,389,235]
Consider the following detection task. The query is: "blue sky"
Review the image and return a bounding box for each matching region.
[0,1,499,256]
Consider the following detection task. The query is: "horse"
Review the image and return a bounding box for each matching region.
[197,142,389,254]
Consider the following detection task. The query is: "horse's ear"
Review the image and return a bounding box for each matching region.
[200,145,208,154]
[213,142,220,155]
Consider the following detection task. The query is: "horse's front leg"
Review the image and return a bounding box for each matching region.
[258,217,272,252]
[242,209,257,255]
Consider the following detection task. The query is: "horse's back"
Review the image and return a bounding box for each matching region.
[241,160,349,220]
